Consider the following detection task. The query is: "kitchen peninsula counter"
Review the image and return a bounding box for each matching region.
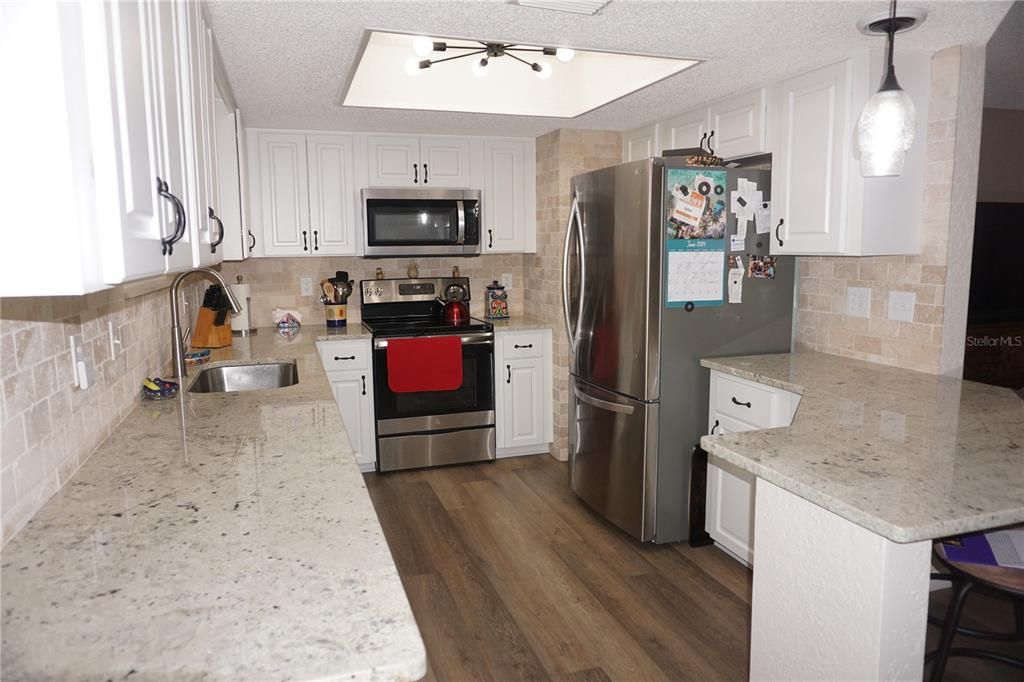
[1,326,426,681]
[699,350,1023,681]
[700,350,1024,542]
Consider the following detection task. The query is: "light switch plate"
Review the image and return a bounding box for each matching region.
[888,290,916,322]
[846,287,871,319]
[300,277,313,297]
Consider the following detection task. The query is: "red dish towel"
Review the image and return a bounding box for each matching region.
[386,336,464,393]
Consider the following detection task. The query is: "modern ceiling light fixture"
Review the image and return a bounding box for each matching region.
[410,38,573,78]
[855,0,927,177]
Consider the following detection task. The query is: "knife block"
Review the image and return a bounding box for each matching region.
[191,307,232,348]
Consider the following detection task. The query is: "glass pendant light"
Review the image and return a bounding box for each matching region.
[856,0,916,177]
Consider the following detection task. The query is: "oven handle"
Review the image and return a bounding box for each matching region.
[373,333,493,349]
[456,200,466,245]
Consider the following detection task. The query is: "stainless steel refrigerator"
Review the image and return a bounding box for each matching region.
[564,157,794,543]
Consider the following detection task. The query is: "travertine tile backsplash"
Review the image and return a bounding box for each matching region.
[221,254,527,327]
[0,281,203,544]
[525,129,623,460]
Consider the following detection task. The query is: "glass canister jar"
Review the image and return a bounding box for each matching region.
[485,280,510,319]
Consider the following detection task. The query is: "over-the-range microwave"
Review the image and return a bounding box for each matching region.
[361,188,481,257]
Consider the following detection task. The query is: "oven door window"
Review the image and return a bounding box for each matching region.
[374,343,494,419]
[366,199,461,246]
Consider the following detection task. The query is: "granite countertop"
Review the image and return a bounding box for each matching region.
[487,314,552,332]
[1,326,426,681]
[700,351,1024,544]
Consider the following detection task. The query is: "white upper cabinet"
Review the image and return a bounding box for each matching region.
[709,89,766,159]
[623,124,658,161]
[482,138,535,253]
[770,50,930,256]
[771,60,850,255]
[661,108,708,154]
[96,0,171,283]
[367,134,474,187]
[257,131,359,257]
[366,135,420,186]
[306,134,358,255]
[420,137,473,187]
[628,88,768,161]
[258,132,311,256]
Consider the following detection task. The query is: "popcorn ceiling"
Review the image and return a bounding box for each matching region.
[206,0,1012,137]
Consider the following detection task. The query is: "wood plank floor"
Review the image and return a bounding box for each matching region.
[365,455,1021,681]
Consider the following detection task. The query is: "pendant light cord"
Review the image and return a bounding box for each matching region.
[880,0,901,91]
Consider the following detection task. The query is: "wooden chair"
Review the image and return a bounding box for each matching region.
[926,537,1024,681]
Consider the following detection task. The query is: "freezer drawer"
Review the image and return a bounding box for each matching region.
[569,377,658,541]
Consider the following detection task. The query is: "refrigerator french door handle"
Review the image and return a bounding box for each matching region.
[573,197,586,353]
[561,194,581,349]
[573,384,635,415]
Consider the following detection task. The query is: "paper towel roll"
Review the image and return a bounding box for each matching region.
[229,283,254,332]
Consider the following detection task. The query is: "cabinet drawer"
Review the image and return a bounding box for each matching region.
[317,340,370,371]
[500,331,545,359]
[712,373,775,427]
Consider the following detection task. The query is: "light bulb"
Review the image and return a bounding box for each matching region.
[555,48,575,63]
[471,57,489,77]
[404,58,421,77]
[412,36,433,57]
[535,61,552,80]
[856,87,916,177]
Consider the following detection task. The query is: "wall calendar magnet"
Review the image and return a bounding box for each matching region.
[665,239,725,308]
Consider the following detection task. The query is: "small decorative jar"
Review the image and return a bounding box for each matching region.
[485,280,510,319]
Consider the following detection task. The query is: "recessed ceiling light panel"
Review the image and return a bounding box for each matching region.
[341,31,699,118]
[512,0,611,15]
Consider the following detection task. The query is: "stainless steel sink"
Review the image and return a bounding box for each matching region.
[189,361,299,393]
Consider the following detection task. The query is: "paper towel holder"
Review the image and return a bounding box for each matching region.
[230,275,258,336]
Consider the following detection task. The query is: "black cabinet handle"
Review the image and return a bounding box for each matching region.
[247,230,256,252]
[731,396,752,408]
[313,230,319,252]
[707,130,715,154]
[488,229,493,249]
[334,355,355,361]
[413,163,418,183]
[711,419,719,434]
[775,218,784,247]
[361,375,366,395]
[699,132,708,153]
[302,230,308,251]
[514,344,533,349]
[157,177,186,256]
[423,163,428,184]
[506,365,511,384]
[208,207,224,253]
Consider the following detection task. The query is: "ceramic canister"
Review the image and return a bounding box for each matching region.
[325,304,347,327]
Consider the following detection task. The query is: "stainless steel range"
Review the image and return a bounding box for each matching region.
[361,277,496,472]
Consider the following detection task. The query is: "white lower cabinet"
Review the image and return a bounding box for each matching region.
[706,370,800,566]
[318,339,376,472]
[495,329,553,456]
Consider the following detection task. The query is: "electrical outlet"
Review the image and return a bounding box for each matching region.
[846,287,871,318]
[888,290,916,322]
[68,334,94,390]
[300,277,313,297]
[501,272,514,290]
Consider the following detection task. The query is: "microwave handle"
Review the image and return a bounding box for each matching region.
[456,200,466,245]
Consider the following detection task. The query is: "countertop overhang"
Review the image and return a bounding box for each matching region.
[700,351,1024,543]
[1,325,425,681]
